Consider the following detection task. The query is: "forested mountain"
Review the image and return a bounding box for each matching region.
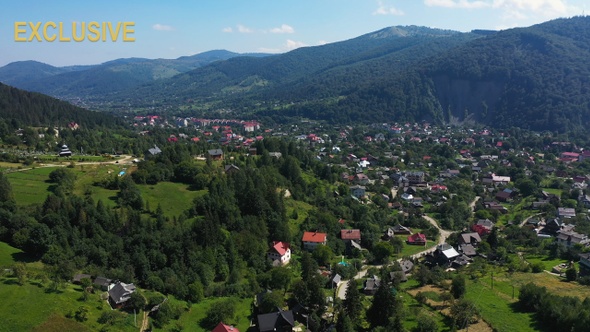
[124,17,590,132]
[118,26,477,104]
[0,82,122,129]
[0,50,268,100]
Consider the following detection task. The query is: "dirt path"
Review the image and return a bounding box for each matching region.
[139,310,148,331]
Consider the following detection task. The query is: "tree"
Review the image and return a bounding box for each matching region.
[343,279,363,321]
[202,299,236,329]
[74,306,89,322]
[372,241,394,263]
[127,291,146,312]
[416,310,439,332]
[367,284,402,328]
[335,309,355,332]
[13,262,27,285]
[312,245,334,266]
[269,266,292,295]
[450,298,479,329]
[259,291,284,314]
[451,274,466,299]
[566,265,578,281]
[187,280,204,303]
[0,173,15,211]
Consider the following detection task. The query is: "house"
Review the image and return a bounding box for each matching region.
[543,218,563,234]
[93,276,112,291]
[392,224,412,234]
[354,173,369,185]
[350,185,366,199]
[460,244,477,257]
[108,281,136,308]
[472,219,494,235]
[579,253,590,276]
[208,149,224,160]
[340,229,361,242]
[459,232,482,246]
[302,231,327,251]
[363,275,381,295]
[556,230,590,248]
[399,259,414,274]
[406,171,425,184]
[483,173,511,185]
[328,273,342,289]
[146,145,162,158]
[432,244,461,267]
[383,227,395,240]
[268,241,291,266]
[257,309,295,332]
[224,164,240,174]
[407,233,427,246]
[72,274,92,284]
[212,322,240,332]
[558,207,576,219]
[495,190,512,202]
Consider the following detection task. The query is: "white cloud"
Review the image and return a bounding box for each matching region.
[424,0,490,9]
[270,24,295,34]
[237,24,253,33]
[285,39,308,51]
[373,1,405,15]
[152,24,174,31]
[492,0,576,16]
[222,27,233,33]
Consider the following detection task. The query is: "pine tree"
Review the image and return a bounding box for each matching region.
[343,279,363,321]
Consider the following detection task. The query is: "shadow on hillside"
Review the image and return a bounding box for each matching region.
[508,302,550,331]
[11,251,37,263]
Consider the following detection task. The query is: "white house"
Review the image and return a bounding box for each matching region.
[268,241,291,266]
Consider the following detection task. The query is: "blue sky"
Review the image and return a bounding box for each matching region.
[1,0,587,66]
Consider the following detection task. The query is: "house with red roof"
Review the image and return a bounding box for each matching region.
[212,322,239,332]
[302,231,327,251]
[407,233,427,246]
[267,241,291,266]
[340,229,361,242]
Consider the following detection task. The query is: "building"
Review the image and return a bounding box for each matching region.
[340,229,361,242]
[407,233,427,246]
[58,144,72,157]
[406,171,425,184]
[268,241,291,266]
[208,149,224,160]
[108,281,136,308]
[212,322,240,332]
[350,185,366,199]
[302,231,327,251]
[363,275,381,295]
[257,309,295,332]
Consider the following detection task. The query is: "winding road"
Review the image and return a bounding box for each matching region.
[336,195,481,300]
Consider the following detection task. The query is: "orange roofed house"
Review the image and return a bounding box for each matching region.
[302,231,327,251]
[268,241,291,266]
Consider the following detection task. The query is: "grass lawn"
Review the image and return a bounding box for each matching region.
[5,167,55,205]
[285,198,313,236]
[0,276,136,332]
[0,241,21,267]
[162,296,253,332]
[541,188,562,197]
[139,182,207,218]
[465,278,540,332]
[523,255,568,271]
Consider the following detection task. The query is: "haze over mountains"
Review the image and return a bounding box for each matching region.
[2,16,590,132]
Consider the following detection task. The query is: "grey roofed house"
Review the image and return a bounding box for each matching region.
[208,149,224,157]
[224,164,240,173]
[399,259,414,274]
[329,274,342,288]
[437,243,460,260]
[147,145,162,156]
[363,275,381,295]
[558,207,576,219]
[390,271,408,282]
[257,309,295,332]
[392,224,412,234]
[93,276,112,290]
[72,274,92,284]
[460,244,477,257]
[459,232,482,245]
[108,281,136,306]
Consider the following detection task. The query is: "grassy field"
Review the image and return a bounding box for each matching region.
[465,278,540,332]
[285,198,313,235]
[523,255,568,271]
[139,182,207,218]
[0,241,21,267]
[5,167,54,205]
[161,296,254,332]
[0,276,137,332]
